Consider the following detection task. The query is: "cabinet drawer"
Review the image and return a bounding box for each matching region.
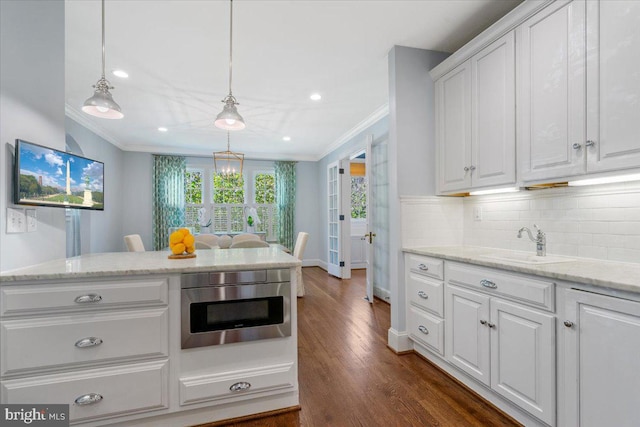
[408,307,444,356]
[446,262,554,311]
[179,362,295,406]
[1,360,168,423]
[407,273,444,317]
[1,308,168,376]
[1,278,168,316]
[406,254,444,280]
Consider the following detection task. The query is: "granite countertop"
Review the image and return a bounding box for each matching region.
[0,247,301,282]
[403,246,640,295]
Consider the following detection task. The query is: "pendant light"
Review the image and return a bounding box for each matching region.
[214,131,244,176]
[82,0,123,119]
[214,0,245,131]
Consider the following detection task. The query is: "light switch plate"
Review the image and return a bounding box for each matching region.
[473,207,483,221]
[7,208,26,233]
[26,209,37,232]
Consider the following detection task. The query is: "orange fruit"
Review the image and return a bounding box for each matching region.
[186,245,195,254]
[169,231,183,245]
[179,228,191,236]
[171,243,186,255]
[183,234,195,247]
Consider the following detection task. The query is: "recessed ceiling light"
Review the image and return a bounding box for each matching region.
[310,93,322,101]
[158,127,168,132]
[112,69,129,78]
[283,136,291,141]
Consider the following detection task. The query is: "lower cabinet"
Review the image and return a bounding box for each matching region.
[561,289,640,427]
[445,284,555,426]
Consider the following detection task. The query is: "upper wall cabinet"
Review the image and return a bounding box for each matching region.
[436,33,516,193]
[586,0,640,173]
[517,0,586,182]
[518,0,640,182]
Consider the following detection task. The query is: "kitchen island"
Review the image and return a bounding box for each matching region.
[0,248,301,427]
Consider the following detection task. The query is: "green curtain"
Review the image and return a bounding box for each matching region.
[152,155,186,250]
[275,161,296,250]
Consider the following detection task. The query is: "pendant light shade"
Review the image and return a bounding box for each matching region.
[83,0,123,119]
[215,0,244,130]
[214,132,244,176]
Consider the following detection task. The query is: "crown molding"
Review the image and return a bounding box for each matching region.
[65,104,127,151]
[316,103,389,161]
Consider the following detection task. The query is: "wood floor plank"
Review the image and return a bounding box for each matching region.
[221,267,521,427]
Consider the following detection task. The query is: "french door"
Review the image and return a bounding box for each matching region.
[327,160,351,278]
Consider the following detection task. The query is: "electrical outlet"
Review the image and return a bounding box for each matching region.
[26,209,37,232]
[473,207,483,221]
[7,208,26,233]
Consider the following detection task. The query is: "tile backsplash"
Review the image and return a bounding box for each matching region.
[401,181,640,264]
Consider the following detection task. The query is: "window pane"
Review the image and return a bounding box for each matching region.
[185,170,203,204]
[213,173,245,204]
[254,173,275,204]
[351,176,366,219]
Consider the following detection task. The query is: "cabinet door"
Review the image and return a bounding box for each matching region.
[586,1,640,173]
[445,285,490,386]
[490,299,555,426]
[471,32,516,189]
[517,0,586,181]
[563,289,640,427]
[436,61,472,193]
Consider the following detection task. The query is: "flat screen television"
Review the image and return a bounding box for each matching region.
[14,139,104,210]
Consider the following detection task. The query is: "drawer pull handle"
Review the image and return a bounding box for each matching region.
[230,381,251,392]
[417,291,429,299]
[417,264,429,271]
[487,322,496,329]
[480,319,487,325]
[75,393,103,406]
[564,320,574,328]
[480,279,497,289]
[418,325,429,335]
[75,337,103,348]
[74,294,102,304]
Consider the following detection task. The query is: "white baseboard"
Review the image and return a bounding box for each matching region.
[374,286,391,303]
[387,328,412,353]
[301,259,326,270]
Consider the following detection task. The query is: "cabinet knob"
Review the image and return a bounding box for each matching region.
[464,166,470,172]
[585,140,596,147]
[74,294,102,304]
[469,165,476,171]
[75,337,103,348]
[487,322,496,329]
[74,393,103,406]
[417,291,429,299]
[480,319,487,325]
[418,325,429,335]
[230,381,251,392]
[572,143,582,150]
[564,320,574,328]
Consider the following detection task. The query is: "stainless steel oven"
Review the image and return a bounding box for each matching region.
[181,269,291,349]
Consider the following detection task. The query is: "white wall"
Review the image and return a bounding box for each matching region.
[401,181,640,265]
[0,0,66,272]
[295,161,321,263]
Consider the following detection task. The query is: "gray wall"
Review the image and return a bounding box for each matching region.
[295,161,321,263]
[121,152,154,251]
[387,46,449,337]
[0,0,66,271]
[65,118,127,254]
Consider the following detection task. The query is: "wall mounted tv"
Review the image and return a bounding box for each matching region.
[14,139,104,210]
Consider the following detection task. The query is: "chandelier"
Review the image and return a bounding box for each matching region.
[214,131,244,176]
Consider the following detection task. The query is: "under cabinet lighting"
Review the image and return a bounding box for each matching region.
[568,173,640,187]
[469,187,520,196]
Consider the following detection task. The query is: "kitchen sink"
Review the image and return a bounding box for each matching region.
[479,252,575,265]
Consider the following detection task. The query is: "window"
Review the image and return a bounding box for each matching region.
[183,167,277,241]
[351,176,366,219]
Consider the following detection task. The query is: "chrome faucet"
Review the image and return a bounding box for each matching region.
[517,224,546,256]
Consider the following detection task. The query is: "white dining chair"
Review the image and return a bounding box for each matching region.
[293,232,309,297]
[194,234,218,248]
[232,233,261,244]
[229,239,270,249]
[124,234,145,252]
[217,235,232,249]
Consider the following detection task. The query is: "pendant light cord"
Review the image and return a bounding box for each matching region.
[101,0,106,79]
[228,0,234,96]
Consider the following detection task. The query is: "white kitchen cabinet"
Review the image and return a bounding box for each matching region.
[445,263,555,426]
[586,0,640,173]
[517,0,586,182]
[437,32,515,193]
[561,288,640,427]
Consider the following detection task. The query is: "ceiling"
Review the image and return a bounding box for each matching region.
[65,0,522,161]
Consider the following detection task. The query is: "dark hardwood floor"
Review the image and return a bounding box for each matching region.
[222,267,520,427]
